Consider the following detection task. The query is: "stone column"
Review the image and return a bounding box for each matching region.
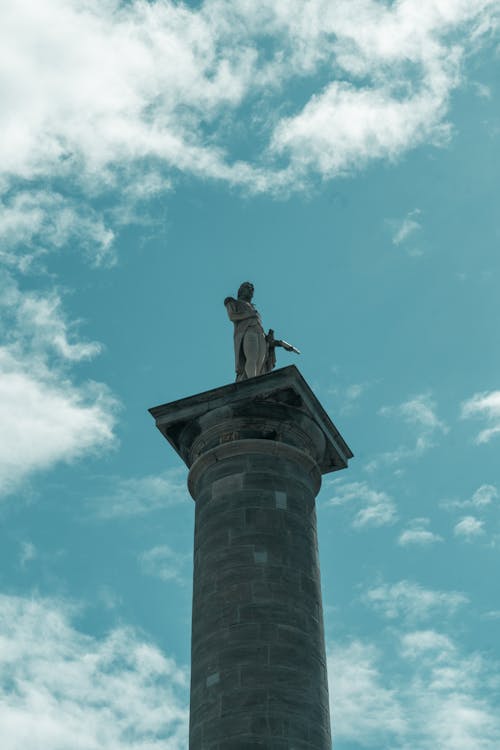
[149,366,352,750]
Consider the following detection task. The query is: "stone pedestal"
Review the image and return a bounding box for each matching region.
[149,366,352,750]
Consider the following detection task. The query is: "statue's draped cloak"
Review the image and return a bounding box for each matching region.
[225,298,266,377]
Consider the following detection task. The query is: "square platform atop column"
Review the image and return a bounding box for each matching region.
[149,366,353,475]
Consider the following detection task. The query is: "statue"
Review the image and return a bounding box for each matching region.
[224,282,299,381]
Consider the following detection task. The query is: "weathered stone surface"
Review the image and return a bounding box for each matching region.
[149,367,352,750]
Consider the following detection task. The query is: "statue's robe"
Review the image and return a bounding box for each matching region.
[224,297,268,379]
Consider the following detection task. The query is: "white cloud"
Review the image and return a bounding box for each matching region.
[400,629,455,658]
[472,484,498,507]
[441,485,496,540]
[392,209,422,245]
[0,276,101,362]
[398,518,444,546]
[461,391,500,444]
[329,630,500,749]
[441,484,498,512]
[268,0,498,180]
[0,0,261,191]
[0,275,117,498]
[272,79,450,178]
[398,528,442,545]
[398,630,500,750]
[0,348,116,497]
[380,393,447,432]
[0,0,496,273]
[373,392,448,469]
[92,469,188,518]
[328,640,405,743]
[0,190,115,270]
[389,208,423,253]
[139,545,191,584]
[0,0,498,197]
[364,580,468,622]
[0,593,189,750]
[454,515,485,539]
[327,480,397,528]
[354,500,396,529]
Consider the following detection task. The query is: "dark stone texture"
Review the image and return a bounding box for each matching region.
[149,368,353,750]
[189,450,330,748]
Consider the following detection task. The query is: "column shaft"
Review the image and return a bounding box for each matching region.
[188,443,331,750]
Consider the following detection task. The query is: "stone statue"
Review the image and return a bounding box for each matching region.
[224,282,299,381]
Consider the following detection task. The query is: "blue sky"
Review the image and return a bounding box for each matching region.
[1,1,500,748]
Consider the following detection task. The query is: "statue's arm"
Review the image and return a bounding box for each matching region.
[224,297,256,322]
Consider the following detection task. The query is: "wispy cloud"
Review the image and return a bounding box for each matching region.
[329,629,500,749]
[397,629,500,750]
[0,190,115,271]
[92,469,188,518]
[139,544,191,584]
[370,393,448,470]
[398,518,444,546]
[364,580,468,622]
[442,483,498,511]
[379,393,447,433]
[0,594,189,750]
[473,81,492,99]
[327,378,372,416]
[345,383,365,401]
[1,276,102,362]
[461,390,500,444]
[454,515,485,540]
[471,485,498,507]
[326,480,397,528]
[441,484,497,542]
[19,541,37,568]
[389,208,423,254]
[392,209,422,245]
[399,629,455,658]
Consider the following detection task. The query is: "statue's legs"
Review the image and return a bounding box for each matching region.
[242,330,267,378]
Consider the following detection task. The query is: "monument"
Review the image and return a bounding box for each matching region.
[149,284,352,749]
[224,281,300,381]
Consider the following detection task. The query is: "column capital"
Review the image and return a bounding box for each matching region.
[149,365,353,477]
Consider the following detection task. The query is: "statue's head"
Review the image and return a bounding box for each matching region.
[237,281,254,301]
